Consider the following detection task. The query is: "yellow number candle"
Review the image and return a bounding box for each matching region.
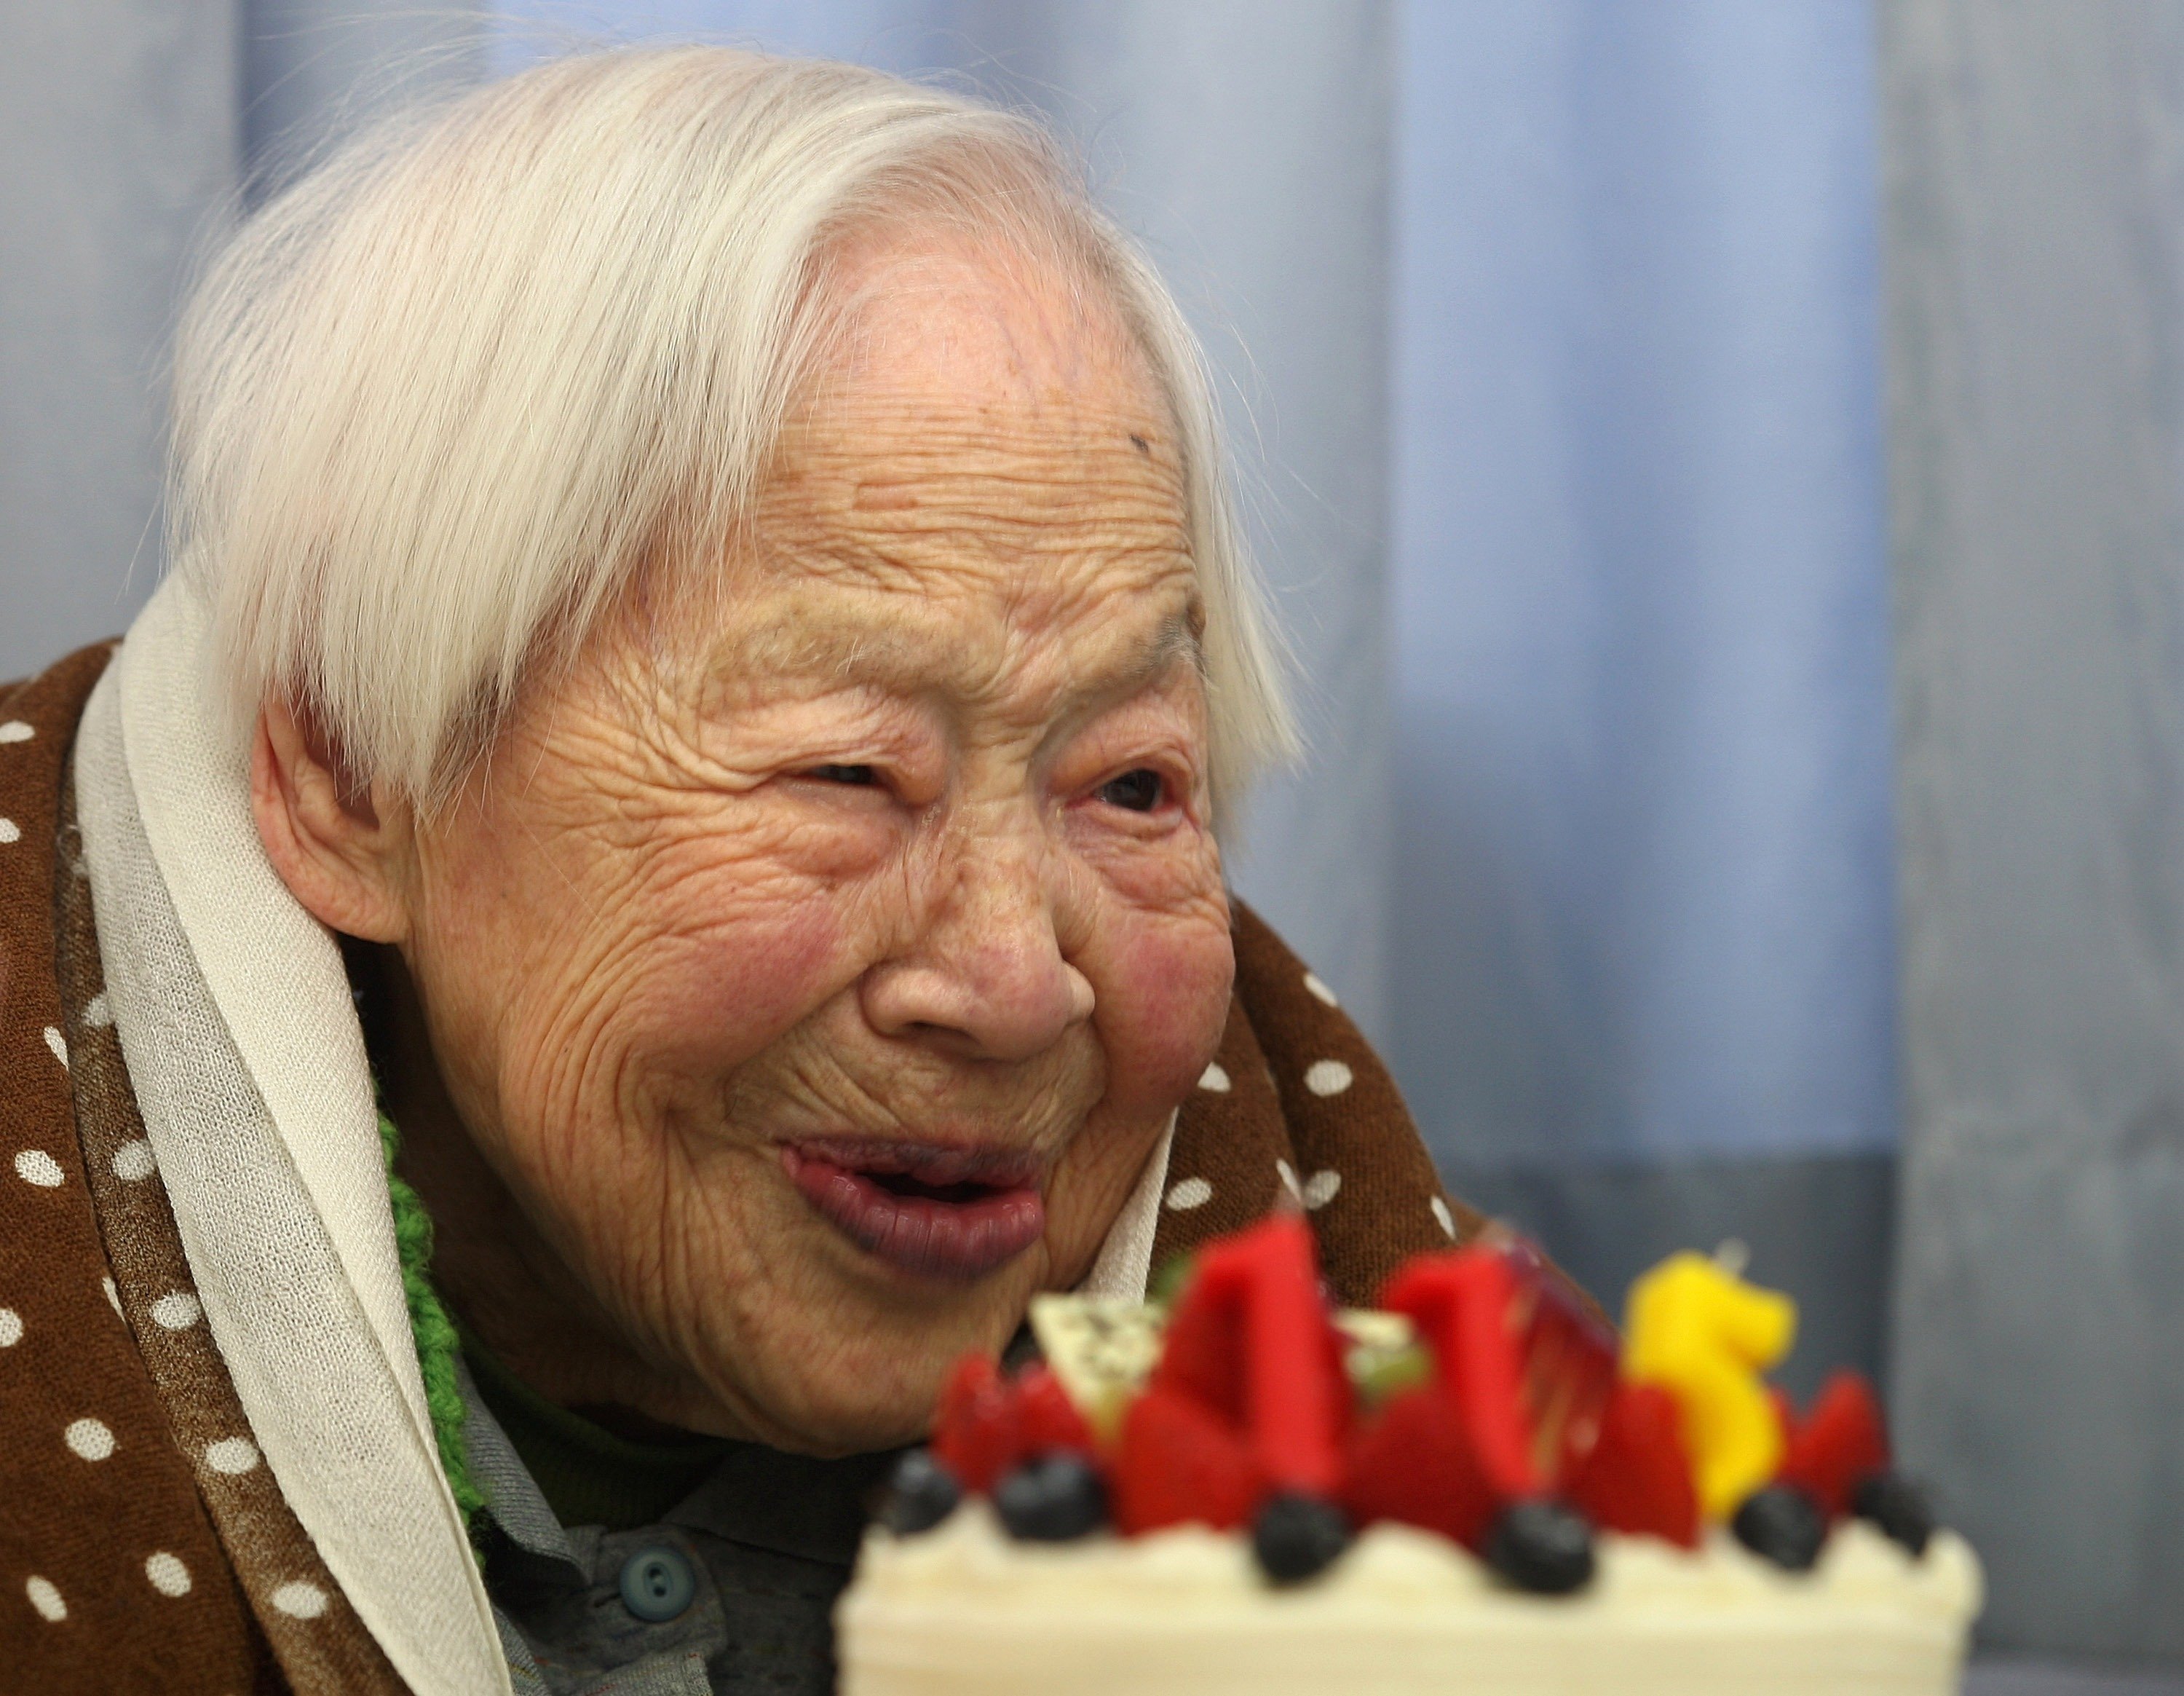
[1623,1252,1797,1521]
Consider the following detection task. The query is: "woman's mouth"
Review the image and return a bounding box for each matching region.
[780,1140,1046,1282]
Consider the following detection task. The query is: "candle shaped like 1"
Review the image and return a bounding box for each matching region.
[1150,1212,1351,1498]
[1376,1237,1618,1503]
[1623,1252,1797,1521]
[1378,1250,1543,1501]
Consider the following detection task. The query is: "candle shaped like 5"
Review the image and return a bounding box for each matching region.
[1623,1253,1797,1521]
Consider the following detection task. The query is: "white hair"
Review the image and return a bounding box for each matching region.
[169,45,1295,822]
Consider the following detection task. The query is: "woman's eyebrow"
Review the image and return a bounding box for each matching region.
[1110,611,1204,693]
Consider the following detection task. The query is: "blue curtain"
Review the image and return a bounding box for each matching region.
[1389,0,1895,1171]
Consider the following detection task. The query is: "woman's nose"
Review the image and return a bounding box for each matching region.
[859,830,1094,1062]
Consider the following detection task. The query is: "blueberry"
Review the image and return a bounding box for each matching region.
[1251,1491,1353,1585]
[880,1448,962,1536]
[1483,1498,1596,1595]
[1851,1472,1934,1558]
[994,1451,1107,1542]
[1732,1483,1828,1571]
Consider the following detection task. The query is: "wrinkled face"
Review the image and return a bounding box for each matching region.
[397,238,1233,1451]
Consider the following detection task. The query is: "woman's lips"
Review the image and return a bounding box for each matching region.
[780,1141,1046,1282]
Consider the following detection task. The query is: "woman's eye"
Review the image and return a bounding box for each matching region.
[807,764,878,786]
[1098,769,1165,813]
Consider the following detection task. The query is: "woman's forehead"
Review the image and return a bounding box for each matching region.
[689,232,1198,711]
[815,221,1157,412]
[699,565,1203,717]
[743,368,1190,634]
[759,403,1185,568]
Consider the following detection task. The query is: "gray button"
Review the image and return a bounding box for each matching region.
[617,1544,697,1622]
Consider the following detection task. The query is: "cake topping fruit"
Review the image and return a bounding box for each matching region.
[1340,1382,1499,1550]
[1731,1483,1829,1571]
[902,1217,1941,1593]
[1112,1383,1265,1535]
[1250,1491,1354,1585]
[879,1448,962,1536]
[1775,1369,1891,1519]
[1483,1499,1597,1595]
[1853,1472,1936,1558]
[1028,1295,1166,1442]
[930,1354,1094,1496]
[1564,1381,1701,1549]
[994,1452,1109,1542]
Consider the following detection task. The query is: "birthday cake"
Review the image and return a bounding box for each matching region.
[836,1217,1982,1695]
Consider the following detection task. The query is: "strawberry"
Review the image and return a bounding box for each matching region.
[1565,1381,1701,1550]
[1339,1383,1500,1550]
[930,1353,1018,1494]
[1776,1370,1889,1519]
[1014,1363,1096,1459]
[1112,1383,1266,1534]
[930,1354,1099,1496]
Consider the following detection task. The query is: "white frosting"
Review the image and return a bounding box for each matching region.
[838,1509,1982,1696]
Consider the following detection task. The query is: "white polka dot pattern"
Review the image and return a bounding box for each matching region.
[8,662,393,1684]
[205,1437,261,1475]
[1197,1062,1231,1093]
[145,1553,192,1597]
[14,1149,64,1188]
[1431,1196,1457,1239]
[111,1139,155,1181]
[0,818,20,845]
[1303,970,1339,1007]
[1275,1159,1302,1203]
[1164,1176,1213,1211]
[65,1417,115,1461]
[1300,1169,1342,1210]
[1303,1059,1353,1097]
[273,1580,329,1620]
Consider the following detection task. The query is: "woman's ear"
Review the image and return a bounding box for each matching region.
[251,698,415,943]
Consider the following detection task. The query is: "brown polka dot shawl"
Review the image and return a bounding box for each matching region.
[0,643,1496,1693]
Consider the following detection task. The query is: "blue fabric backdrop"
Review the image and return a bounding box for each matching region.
[1390,0,1896,1170]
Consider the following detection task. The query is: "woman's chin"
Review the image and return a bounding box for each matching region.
[687,1255,1031,1454]
[729,1360,970,1456]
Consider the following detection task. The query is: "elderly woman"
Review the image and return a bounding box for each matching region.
[1,47,1487,1696]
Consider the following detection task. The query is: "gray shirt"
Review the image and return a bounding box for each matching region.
[457,1360,893,1696]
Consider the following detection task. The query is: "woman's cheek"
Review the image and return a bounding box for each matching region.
[606,877,852,1078]
[587,791,917,1068]
[1064,813,1222,911]
[1089,906,1235,1106]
